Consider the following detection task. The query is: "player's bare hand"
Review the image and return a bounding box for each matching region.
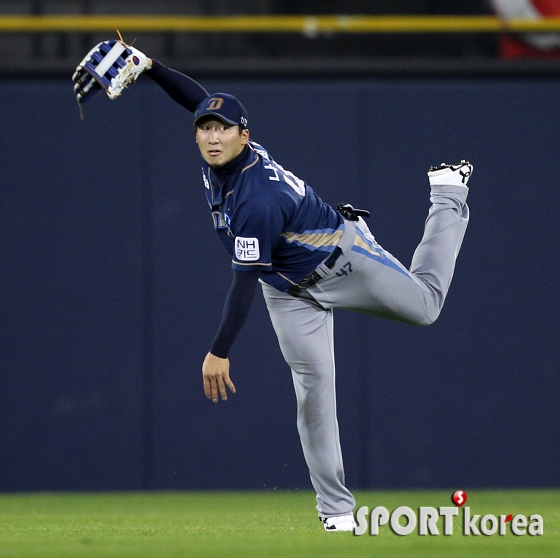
[202,352,236,403]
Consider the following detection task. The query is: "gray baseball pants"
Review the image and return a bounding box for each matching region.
[261,184,469,518]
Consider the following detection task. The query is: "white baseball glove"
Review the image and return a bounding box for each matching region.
[72,34,149,104]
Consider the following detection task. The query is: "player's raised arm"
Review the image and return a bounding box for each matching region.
[145,59,209,112]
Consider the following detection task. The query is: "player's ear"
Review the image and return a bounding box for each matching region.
[241,127,249,144]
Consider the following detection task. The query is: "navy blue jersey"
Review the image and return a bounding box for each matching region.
[202,140,344,292]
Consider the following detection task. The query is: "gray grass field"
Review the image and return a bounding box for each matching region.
[0,489,558,557]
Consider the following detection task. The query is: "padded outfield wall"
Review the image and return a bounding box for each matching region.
[0,77,558,491]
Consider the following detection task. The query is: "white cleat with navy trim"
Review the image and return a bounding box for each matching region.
[428,160,473,187]
[320,513,357,532]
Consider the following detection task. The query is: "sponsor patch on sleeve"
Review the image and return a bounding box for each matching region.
[235,237,260,261]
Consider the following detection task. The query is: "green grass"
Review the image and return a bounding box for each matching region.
[0,489,558,557]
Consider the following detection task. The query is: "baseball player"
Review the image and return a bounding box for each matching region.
[73,44,472,531]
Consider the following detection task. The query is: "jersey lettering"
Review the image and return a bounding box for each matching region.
[264,162,306,196]
[264,164,280,182]
[212,211,228,230]
[253,147,270,160]
[202,168,210,189]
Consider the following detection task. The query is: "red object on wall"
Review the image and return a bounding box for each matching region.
[499,35,560,58]
[531,0,560,14]
[493,0,560,58]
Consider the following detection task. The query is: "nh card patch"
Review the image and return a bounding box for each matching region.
[235,237,260,261]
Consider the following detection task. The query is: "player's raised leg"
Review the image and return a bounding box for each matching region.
[308,161,471,325]
[261,283,356,521]
[409,161,471,314]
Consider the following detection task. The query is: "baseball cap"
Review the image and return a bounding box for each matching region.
[193,93,248,128]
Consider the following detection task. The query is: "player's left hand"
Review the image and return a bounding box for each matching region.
[202,352,236,403]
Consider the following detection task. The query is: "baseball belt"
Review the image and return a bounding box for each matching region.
[290,217,359,293]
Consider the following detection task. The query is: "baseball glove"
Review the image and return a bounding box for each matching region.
[72,32,149,105]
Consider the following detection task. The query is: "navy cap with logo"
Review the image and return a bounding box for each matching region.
[193,93,248,128]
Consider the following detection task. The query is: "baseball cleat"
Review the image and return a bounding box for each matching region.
[320,513,357,532]
[428,160,473,187]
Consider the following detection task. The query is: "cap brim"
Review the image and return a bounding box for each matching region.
[193,112,238,127]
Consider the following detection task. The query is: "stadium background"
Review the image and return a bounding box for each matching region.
[1,1,559,494]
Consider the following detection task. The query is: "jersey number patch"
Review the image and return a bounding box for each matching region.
[336,262,353,277]
[235,237,260,261]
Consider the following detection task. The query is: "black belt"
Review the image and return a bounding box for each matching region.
[289,203,369,294]
[291,246,343,291]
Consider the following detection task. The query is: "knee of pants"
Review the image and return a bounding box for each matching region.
[416,304,441,326]
[391,299,441,326]
[280,345,335,375]
[291,362,336,392]
[274,325,335,374]
[410,281,444,326]
[418,313,439,326]
[377,302,440,327]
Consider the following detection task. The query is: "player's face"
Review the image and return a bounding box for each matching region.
[195,119,249,167]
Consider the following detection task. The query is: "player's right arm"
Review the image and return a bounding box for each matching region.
[203,192,283,402]
[202,269,261,402]
[144,59,209,112]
